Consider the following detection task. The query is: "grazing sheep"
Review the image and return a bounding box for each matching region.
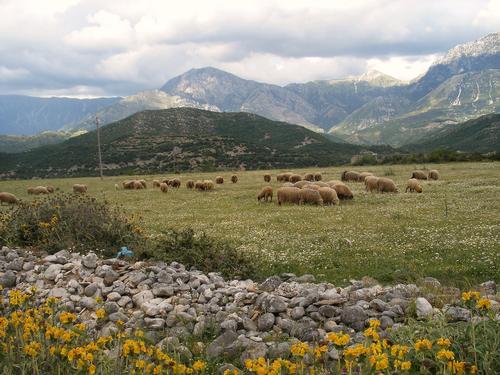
[282,182,295,187]
[282,172,293,182]
[304,184,320,191]
[277,187,301,205]
[195,181,205,191]
[331,183,354,200]
[46,186,55,193]
[123,180,136,189]
[377,177,398,193]
[428,169,439,180]
[358,172,374,182]
[73,184,87,194]
[264,174,271,182]
[312,181,329,187]
[152,180,161,188]
[294,180,311,189]
[215,176,224,184]
[326,180,343,188]
[231,175,238,183]
[289,174,302,183]
[314,173,322,181]
[186,180,195,189]
[299,188,323,205]
[318,187,339,205]
[139,179,147,189]
[257,186,273,202]
[364,176,379,192]
[163,178,171,185]
[0,192,18,205]
[405,178,423,193]
[303,173,315,182]
[341,171,361,182]
[276,173,285,182]
[411,170,427,180]
[203,180,214,190]
[171,178,181,188]
[160,182,168,193]
[132,180,144,190]
[28,186,50,195]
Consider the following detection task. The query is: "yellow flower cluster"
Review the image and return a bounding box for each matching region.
[245,357,299,375]
[326,331,350,346]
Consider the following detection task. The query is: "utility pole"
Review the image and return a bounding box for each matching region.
[96,115,104,180]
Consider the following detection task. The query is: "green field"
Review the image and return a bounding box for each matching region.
[1,162,499,287]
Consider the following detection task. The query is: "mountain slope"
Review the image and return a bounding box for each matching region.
[0,108,370,179]
[0,95,120,135]
[405,113,500,153]
[0,131,77,153]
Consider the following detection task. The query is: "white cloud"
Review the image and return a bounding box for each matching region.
[0,0,498,96]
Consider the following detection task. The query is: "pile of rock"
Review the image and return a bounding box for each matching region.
[0,247,497,363]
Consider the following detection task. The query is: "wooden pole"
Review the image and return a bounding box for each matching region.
[96,115,104,180]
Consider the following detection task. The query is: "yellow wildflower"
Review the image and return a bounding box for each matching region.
[401,361,411,371]
[88,364,96,375]
[95,309,106,319]
[369,319,381,328]
[363,327,380,341]
[313,345,328,359]
[192,360,206,371]
[447,361,465,375]
[437,337,452,347]
[326,331,350,346]
[59,311,77,324]
[476,298,491,310]
[290,342,310,357]
[415,339,432,351]
[436,349,455,361]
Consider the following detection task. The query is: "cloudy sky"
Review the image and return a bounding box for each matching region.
[0,0,499,97]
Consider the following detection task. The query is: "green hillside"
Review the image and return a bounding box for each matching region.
[0,108,372,179]
[405,113,500,153]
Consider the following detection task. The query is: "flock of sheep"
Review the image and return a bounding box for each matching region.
[256,168,440,206]
[0,168,440,207]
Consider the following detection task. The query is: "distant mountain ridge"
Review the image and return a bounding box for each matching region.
[0,32,498,150]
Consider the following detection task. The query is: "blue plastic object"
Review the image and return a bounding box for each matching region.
[116,246,134,258]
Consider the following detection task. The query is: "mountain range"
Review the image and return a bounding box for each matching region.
[0,32,498,150]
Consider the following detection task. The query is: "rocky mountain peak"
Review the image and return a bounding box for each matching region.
[434,32,500,65]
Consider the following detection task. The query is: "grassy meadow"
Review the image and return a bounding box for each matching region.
[1,161,499,287]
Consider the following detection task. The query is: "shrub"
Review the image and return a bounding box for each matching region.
[138,228,257,279]
[0,193,144,257]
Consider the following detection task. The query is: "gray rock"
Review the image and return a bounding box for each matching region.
[144,318,165,330]
[108,311,128,322]
[444,306,471,322]
[0,270,17,288]
[240,342,268,364]
[49,288,69,299]
[319,305,338,318]
[106,292,121,302]
[324,320,337,332]
[242,318,257,331]
[257,313,275,331]
[152,284,174,297]
[268,342,291,359]
[79,297,97,310]
[380,315,394,329]
[103,302,119,314]
[84,283,99,297]
[82,253,98,269]
[259,276,283,292]
[341,306,368,331]
[416,297,433,319]
[259,294,287,313]
[44,264,62,281]
[220,319,238,331]
[206,331,239,359]
[369,299,389,312]
[290,274,316,283]
[132,290,154,308]
[291,306,305,320]
[7,258,23,271]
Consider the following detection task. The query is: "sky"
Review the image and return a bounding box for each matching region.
[0,0,499,98]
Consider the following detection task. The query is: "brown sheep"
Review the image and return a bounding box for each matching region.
[377,177,398,193]
[162,178,172,185]
[314,172,322,181]
[152,180,161,188]
[160,182,168,193]
[257,186,273,202]
[364,176,379,192]
[428,169,439,180]
[231,175,238,183]
[123,180,135,189]
[0,192,18,205]
[299,188,323,205]
[411,170,427,180]
[303,173,315,181]
[46,186,55,193]
[289,174,302,183]
[264,174,271,182]
[326,180,343,188]
[304,184,320,191]
[277,187,301,205]
[282,172,293,182]
[294,180,311,189]
[139,179,147,189]
[28,186,50,195]
[318,187,339,205]
[405,178,423,193]
[282,182,295,187]
[170,178,181,188]
[215,176,224,184]
[358,172,374,182]
[312,181,329,187]
[186,180,195,189]
[331,183,354,200]
[73,184,87,193]
[276,173,285,182]
[195,181,205,191]
[203,180,214,190]
[341,171,361,182]
[132,180,144,190]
